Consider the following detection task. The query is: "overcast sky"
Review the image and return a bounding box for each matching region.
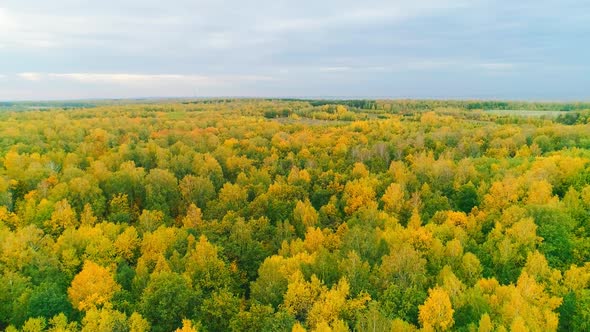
[1,0,589,101]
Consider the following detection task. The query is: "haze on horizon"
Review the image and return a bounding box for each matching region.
[1,0,589,101]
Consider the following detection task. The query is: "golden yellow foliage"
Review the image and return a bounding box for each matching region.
[351,162,369,179]
[46,199,78,234]
[307,278,368,328]
[478,313,493,332]
[80,203,98,226]
[22,317,46,332]
[128,312,150,332]
[0,206,20,228]
[382,183,405,215]
[390,318,417,332]
[68,260,120,311]
[343,179,377,215]
[526,180,557,205]
[294,200,319,229]
[418,287,454,331]
[114,226,140,261]
[483,179,522,211]
[175,319,198,332]
[408,207,422,229]
[292,322,307,332]
[182,203,203,229]
[304,227,326,253]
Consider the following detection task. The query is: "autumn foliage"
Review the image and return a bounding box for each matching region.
[1,99,590,331]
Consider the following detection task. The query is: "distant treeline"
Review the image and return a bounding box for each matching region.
[3,98,590,113]
[376,100,590,112]
[305,99,378,110]
[265,99,590,113]
[0,101,98,109]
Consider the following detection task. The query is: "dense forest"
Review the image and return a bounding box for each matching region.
[2,99,590,331]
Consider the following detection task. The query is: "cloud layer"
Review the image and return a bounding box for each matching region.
[18,72,272,85]
[1,0,589,100]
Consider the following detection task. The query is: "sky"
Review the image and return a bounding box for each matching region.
[1,0,589,101]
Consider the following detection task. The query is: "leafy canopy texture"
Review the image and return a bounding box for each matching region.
[67,260,120,311]
[419,287,455,331]
[1,99,590,331]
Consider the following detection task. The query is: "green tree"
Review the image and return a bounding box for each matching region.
[200,289,240,331]
[145,168,180,217]
[454,182,479,213]
[28,282,73,320]
[139,271,199,332]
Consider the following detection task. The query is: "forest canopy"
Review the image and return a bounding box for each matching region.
[1,99,590,331]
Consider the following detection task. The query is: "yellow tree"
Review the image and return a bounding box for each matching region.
[407,207,422,229]
[80,308,127,332]
[108,193,133,223]
[379,244,426,288]
[283,272,323,320]
[68,260,120,311]
[478,313,493,332]
[184,235,231,291]
[526,180,557,205]
[128,312,151,332]
[182,203,203,229]
[343,179,377,215]
[138,209,164,233]
[304,227,326,253]
[47,313,79,332]
[45,199,78,235]
[307,278,370,329]
[0,206,20,228]
[175,319,198,332]
[292,322,307,332]
[351,162,369,179]
[294,199,319,229]
[382,183,405,215]
[114,226,140,261]
[418,287,454,331]
[217,182,248,212]
[499,272,561,331]
[288,166,312,186]
[21,317,46,332]
[80,203,98,227]
[483,178,522,212]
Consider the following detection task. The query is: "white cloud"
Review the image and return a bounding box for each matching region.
[478,63,515,71]
[0,7,187,51]
[0,8,64,49]
[315,59,518,73]
[18,72,43,81]
[1,0,587,100]
[48,73,209,84]
[16,72,274,85]
[404,60,459,70]
[256,0,474,33]
[319,66,352,72]
[0,0,478,54]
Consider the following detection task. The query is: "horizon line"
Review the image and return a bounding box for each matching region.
[3,95,590,104]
